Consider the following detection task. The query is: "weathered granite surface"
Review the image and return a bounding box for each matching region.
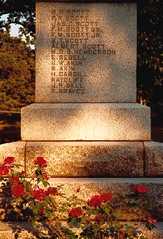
[21,103,151,140]
[49,178,163,220]
[25,141,144,177]
[36,2,137,102]
[0,141,25,171]
[1,141,163,177]
[145,141,163,176]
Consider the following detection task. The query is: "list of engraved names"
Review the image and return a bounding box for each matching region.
[51,8,116,94]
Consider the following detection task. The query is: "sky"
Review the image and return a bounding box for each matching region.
[0,14,35,48]
[1,14,20,37]
[10,24,20,37]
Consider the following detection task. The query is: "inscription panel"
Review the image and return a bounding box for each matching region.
[36,2,137,102]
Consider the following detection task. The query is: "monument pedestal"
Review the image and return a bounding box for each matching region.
[1,140,163,178]
[0,0,163,237]
[21,103,151,141]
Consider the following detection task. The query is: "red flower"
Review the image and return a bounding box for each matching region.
[100,193,112,203]
[11,183,25,197]
[147,216,157,225]
[46,187,58,196]
[132,184,150,193]
[88,193,112,208]
[0,165,10,176]
[88,195,102,208]
[35,157,47,167]
[32,188,47,201]
[10,176,20,185]
[4,157,15,165]
[69,207,83,218]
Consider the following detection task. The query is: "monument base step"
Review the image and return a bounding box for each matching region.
[21,103,151,140]
[0,176,163,220]
[48,177,163,220]
[1,140,163,177]
[0,221,163,239]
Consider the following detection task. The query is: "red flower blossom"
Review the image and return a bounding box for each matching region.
[69,207,83,218]
[4,157,15,165]
[147,216,157,225]
[11,183,25,197]
[0,165,10,176]
[88,193,112,208]
[35,157,47,167]
[32,188,47,201]
[88,195,102,208]
[46,187,58,196]
[132,184,150,193]
[100,193,112,203]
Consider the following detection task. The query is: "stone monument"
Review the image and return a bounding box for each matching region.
[0,0,163,237]
[21,0,151,141]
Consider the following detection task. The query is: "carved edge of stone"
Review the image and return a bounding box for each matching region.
[144,141,163,177]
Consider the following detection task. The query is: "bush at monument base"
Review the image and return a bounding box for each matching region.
[0,157,158,239]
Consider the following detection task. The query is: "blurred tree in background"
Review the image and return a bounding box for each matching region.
[0,31,35,111]
[137,0,163,110]
[0,0,35,112]
[0,0,162,112]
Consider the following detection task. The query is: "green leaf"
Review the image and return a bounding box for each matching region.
[41,179,49,187]
[102,205,111,215]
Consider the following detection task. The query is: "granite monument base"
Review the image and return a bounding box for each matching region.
[1,141,163,177]
[21,103,151,141]
[0,141,163,236]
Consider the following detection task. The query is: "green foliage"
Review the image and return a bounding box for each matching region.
[0,31,35,111]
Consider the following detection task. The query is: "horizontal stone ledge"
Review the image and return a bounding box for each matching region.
[21,103,151,141]
[25,141,144,177]
[1,141,163,177]
[49,177,163,220]
[0,177,163,222]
